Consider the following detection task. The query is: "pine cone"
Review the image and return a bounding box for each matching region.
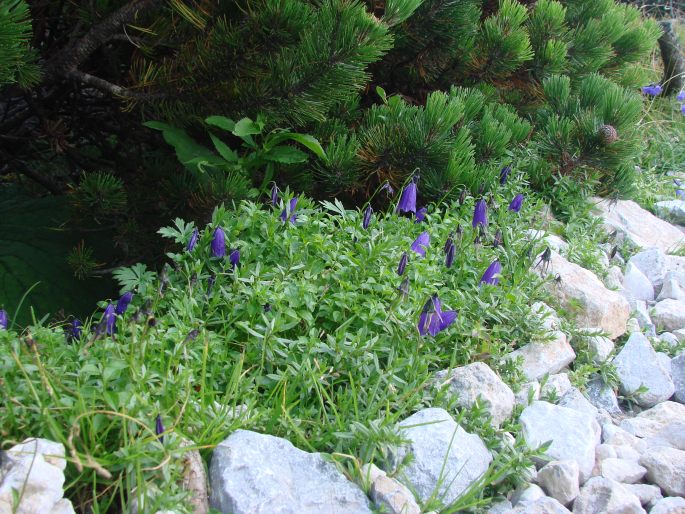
[598,124,618,145]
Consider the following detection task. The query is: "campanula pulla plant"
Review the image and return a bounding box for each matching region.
[459,189,467,206]
[229,249,240,269]
[362,206,373,229]
[397,180,417,214]
[186,228,199,252]
[641,84,662,96]
[508,194,524,213]
[280,197,298,224]
[270,183,279,206]
[155,415,165,443]
[381,181,394,197]
[66,319,82,342]
[99,303,116,335]
[499,165,512,185]
[472,199,487,227]
[445,239,455,268]
[493,230,503,249]
[481,260,502,286]
[415,207,427,223]
[0,309,7,330]
[417,295,457,336]
[397,251,408,275]
[211,227,226,258]
[115,291,134,315]
[678,91,685,101]
[411,232,430,257]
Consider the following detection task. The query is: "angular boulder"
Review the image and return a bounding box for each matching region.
[361,464,420,514]
[672,353,685,404]
[623,262,655,301]
[506,331,576,381]
[628,248,667,291]
[619,402,685,439]
[639,446,685,497]
[650,497,685,514]
[654,200,685,225]
[209,430,371,514]
[653,299,685,332]
[657,271,685,302]
[572,477,645,514]
[536,460,580,506]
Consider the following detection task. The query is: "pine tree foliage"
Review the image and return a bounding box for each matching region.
[0,0,39,87]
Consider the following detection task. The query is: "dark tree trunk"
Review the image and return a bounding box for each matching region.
[658,20,685,95]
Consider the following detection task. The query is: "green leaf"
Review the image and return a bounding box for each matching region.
[144,120,224,171]
[268,133,327,160]
[205,115,236,132]
[232,117,264,138]
[263,146,309,164]
[208,133,239,163]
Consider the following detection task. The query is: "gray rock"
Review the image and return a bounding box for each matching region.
[659,332,680,349]
[360,464,420,514]
[558,388,599,418]
[673,354,685,404]
[585,378,621,415]
[506,331,576,381]
[599,458,646,484]
[613,445,641,462]
[650,497,685,514]
[602,424,645,450]
[666,255,685,275]
[639,446,685,497]
[674,329,685,343]
[536,250,630,338]
[531,302,561,331]
[657,272,685,302]
[586,333,615,364]
[0,438,75,514]
[629,248,667,291]
[537,460,580,506]
[511,483,545,504]
[605,265,624,290]
[635,301,656,333]
[541,373,573,400]
[179,439,209,514]
[612,332,675,408]
[434,362,515,426]
[595,444,618,461]
[657,352,672,375]
[520,401,601,482]
[515,381,540,407]
[624,262,655,301]
[622,483,662,508]
[486,500,513,513]
[594,199,685,253]
[655,200,685,225]
[653,299,685,333]
[619,402,685,438]
[209,430,371,514]
[504,496,571,513]
[391,408,492,505]
[643,422,685,451]
[573,477,645,514]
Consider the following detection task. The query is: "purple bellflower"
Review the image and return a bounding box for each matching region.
[445,238,455,268]
[411,232,430,257]
[508,194,524,212]
[417,295,457,337]
[681,104,685,116]
[66,318,82,342]
[678,91,685,102]
[155,415,165,443]
[362,206,373,229]
[211,227,226,257]
[397,251,408,276]
[472,199,488,227]
[499,165,512,185]
[480,260,502,286]
[0,309,8,330]
[382,181,395,197]
[187,228,199,252]
[642,84,662,96]
[280,197,298,224]
[459,189,467,206]
[229,249,240,269]
[271,183,279,206]
[677,189,684,198]
[115,291,134,315]
[415,207,427,223]
[397,181,417,214]
[100,303,116,335]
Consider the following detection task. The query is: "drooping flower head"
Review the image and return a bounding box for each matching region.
[66,318,82,342]
[280,197,298,224]
[472,199,488,227]
[508,194,524,213]
[187,228,199,252]
[499,165,512,185]
[101,303,116,335]
[445,238,455,268]
[397,181,417,214]
[229,249,240,269]
[397,252,408,276]
[155,414,165,443]
[362,206,373,229]
[381,181,395,197]
[211,227,226,258]
[480,260,502,286]
[0,309,8,330]
[417,295,457,337]
[397,277,410,299]
[459,189,467,206]
[270,183,279,206]
[410,232,430,257]
[493,229,503,249]
[115,291,134,315]
[678,91,685,102]
[642,84,662,96]
[415,207,427,223]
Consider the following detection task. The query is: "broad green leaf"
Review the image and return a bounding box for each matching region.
[263,146,309,164]
[205,115,236,132]
[144,120,224,171]
[267,132,327,160]
[209,133,239,162]
[232,117,263,137]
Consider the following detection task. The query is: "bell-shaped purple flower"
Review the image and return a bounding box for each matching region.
[271,183,279,206]
[102,303,116,335]
[115,291,134,315]
[445,239,455,268]
[280,197,298,224]
[397,251,408,276]
[508,194,524,212]
[155,414,165,443]
[480,260,502,286]
[381,181,394,197]
[642,84,662,96]
[499,165,512,185]
[472,200,488,227]
[187,228,199,252]
[211,227,226,257]
[397,182,417,214]
[677,189,684,198]
[66,318,82,342]
[229,249,240,269]
[362,206,373,229]
[681,104,685,116]
[410,232,430,257]
[0,309,8,330]
[415,207,427,223]
[417,295,457,337]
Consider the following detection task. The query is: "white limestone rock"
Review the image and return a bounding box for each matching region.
[510,483,545,505]
[209,430,371,514]
[672,353,685,404]
[619,402,685,438]
[558,388,599,418]
[654,200,685,225]
[572,477,645,514]
[585,333,615,364]
[612,332,675,408]
[639,446,685,497]
[599,458,646,484]
[657,271,685,302]
[360,464,420,514]
[541,373,573,400]
[390,408,492,506]
[653,299,685,333]
[506,332,576,381]
[537,460,580,506]
[623,262,655,301]
[434,362,515,426]
[650,497,685,514]
[623,483,662,508]
[605,265,624,290]
[629,248,667,292]
[585,378,621,415]
[520,401,601,483]
[503,496,571,513]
